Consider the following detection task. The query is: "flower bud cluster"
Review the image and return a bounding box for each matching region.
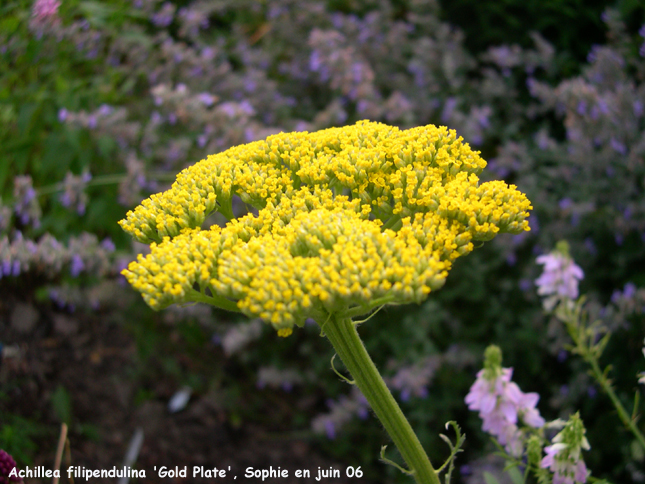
[465,346,545,457]
[121,121,531,334]
[540,413,590,484]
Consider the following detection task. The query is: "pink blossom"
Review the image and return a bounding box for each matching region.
[31,0,61,21]
[535,251,584,309]
[541,413,590,484]
[466,367,545,456]
[541,444,589,484]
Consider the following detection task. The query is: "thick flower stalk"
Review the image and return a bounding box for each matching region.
[541,413,590,484]
[465,346,545,457]
[120,121,532,483]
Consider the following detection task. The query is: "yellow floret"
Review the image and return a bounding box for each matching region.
[120,121,532,336]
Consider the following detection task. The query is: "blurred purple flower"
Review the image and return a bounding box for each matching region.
[559,198,573,210]
[100,238,116,252]
[576,101,586,115]
[441,97,457,123]
[197,93,215,107]
[610,137,626,155]
[151,2,175,27]
[535,251,584,303]
[97,104,113,117]
[324,420,336,440]
[70,254,85,277]
[623,282,637,298]
[32,0,61,20]
[583,238,597,256]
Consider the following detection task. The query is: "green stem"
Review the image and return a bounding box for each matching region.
[586,353,645,450]
[321,314,440,484]
[342,295,397,320]
[187,289,241,313]
[35,171,177,198]
[562,305,645,451]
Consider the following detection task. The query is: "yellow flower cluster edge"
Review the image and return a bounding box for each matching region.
[119,121,532,335]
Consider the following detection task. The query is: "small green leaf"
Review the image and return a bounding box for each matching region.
[51,385,72,425]
[507,465,524,484]
[483,471,502,484]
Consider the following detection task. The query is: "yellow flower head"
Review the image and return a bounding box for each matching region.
[120,121,532,335]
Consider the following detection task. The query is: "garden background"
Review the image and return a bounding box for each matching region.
[1,0,645,482]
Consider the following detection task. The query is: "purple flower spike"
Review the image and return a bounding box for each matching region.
[324,420,336,440]
[466,354,545,457]
[535,247,584,309]
[70,254,85,277]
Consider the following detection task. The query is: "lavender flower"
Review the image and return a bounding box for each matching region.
[312,387,370,439]
[535,242,584,310]
[389,356,440,401]
[13,175,41,228]
[59,171,92,215]
[541,413,590,484]
[70,254,85,277]
[256,366,303,391]
[465,346,545,457]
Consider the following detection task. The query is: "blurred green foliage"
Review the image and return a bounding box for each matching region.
[1,0,644,482]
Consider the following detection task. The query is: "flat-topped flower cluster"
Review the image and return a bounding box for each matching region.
[120,121,532,334]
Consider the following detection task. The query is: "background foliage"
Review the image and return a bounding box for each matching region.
[1,0,644,482]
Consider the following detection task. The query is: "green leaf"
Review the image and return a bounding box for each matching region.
[507,465,524,484]
[78,1,118,28]
[483,471,502,484]
[51,385,73,425]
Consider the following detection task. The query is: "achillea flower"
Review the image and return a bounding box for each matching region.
[465,346,545,457]
[120,121,532,335]
[535,242,583,310]
[541,413,590,484]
